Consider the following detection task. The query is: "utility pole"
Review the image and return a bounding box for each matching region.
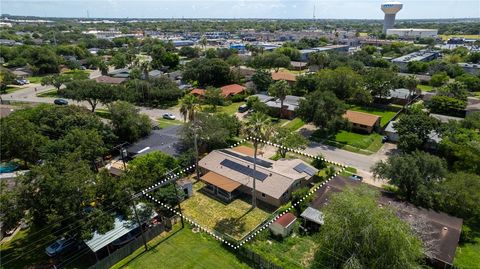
[173,184,185,228]
[131,196,148,251]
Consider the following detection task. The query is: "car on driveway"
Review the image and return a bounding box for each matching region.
[162,113,176,120]
[45,237,77,257]
[54,99,68,106]
[349,174,363,181]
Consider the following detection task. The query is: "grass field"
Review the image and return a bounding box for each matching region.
[36,89,58,97]
[181,181,272,240]
[418,84,434,92]
[157,118,183,129]
[454,225,480,269]
[311,129,383,155]
[349,105,399,127]
[113,225,250,269]
[2,86,25,94]
[439,34,480,41]
[247,226,319,269]
[219,102,244,115]
[284,118,305,131]
[0,226,90,269]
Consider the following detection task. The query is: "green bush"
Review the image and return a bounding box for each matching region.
[460,225,474,243]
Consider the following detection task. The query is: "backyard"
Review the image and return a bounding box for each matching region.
[349,105,399,127]
[247,225,319,269]
[181,181,273,241]
[113,225,250,269]
[454,224,480,269]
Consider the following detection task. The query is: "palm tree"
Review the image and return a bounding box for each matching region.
[242,112,273,209]
[199,36,208,50]
[268,80,291,118]
[179,94,199,122]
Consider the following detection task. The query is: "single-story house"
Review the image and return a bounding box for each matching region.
[11,70,30,79]
[94,75,127,85]
[146,70,163,79]
[264,95,303,119]
[269,212,297,237]
[290,61,308,71]
[343,110,381,133]
[384,120,441,146]
[108,68,130,78]
[198,147,318,207]
[271,71,297,86]
[379,88,417,105]
[249,94,275,103]
[429,113,464,123]
[302,176,463,269]
[220,84,246,97]
[126,126,181,158]
[190,84,246,98]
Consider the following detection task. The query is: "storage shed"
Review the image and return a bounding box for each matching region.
[269,213,297,237]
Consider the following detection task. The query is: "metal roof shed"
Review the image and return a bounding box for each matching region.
[300,206,324,225]
[85,216,138,253]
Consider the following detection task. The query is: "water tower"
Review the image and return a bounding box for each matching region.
[381,1,403,33]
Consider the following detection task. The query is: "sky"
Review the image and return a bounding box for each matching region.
[1,0,479,19]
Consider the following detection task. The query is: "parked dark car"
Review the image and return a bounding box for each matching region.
[54,99,68,106]
[238,104,248,113]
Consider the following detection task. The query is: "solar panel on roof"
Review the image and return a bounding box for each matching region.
[293,163,317,177]
[219,149,273,168]
[220,159,269,181]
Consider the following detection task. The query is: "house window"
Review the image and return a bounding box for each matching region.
[261,193,266,198]
[206,184,215,193]
[218,188,230,199]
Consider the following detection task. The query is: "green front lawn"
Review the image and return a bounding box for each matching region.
[284,118,305,131]
[417,84,434,92]
[61,69,90,80]
[113,225,250,269]
[349,105,399,127]
[311,130,383,155]
[219,102,244,115]
[2,86,25,94]
[247,226,319,269]
[36,89,59,98]
[181,181,273,240]
[157,118,183,129]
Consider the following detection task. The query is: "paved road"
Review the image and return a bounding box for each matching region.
[0,82,183,121]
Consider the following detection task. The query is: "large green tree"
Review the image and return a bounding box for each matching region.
[251,69,273,92]
[372,151,447,207]
[316,67,361,100]
[393,111,440,152]
[41,74,72,91]
[183,58,233,87]
[273,127,308,158]
[63,80,116,112]
[108,101,152,143]
[311,187,424,269]
[297,90,346,134]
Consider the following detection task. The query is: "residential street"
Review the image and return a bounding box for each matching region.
[0,82,183,121]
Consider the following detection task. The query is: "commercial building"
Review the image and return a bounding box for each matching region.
[386,29,438,39]
[299,45,350,62]
[198,147,318,207]
[391,50,439,71]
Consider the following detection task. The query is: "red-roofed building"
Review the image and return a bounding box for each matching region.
[190,85,246,98]
[269,212,297,237]
[220,84,246,97]
[190,88,206,96]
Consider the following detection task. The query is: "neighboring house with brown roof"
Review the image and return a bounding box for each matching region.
[198,147,318,207]
[302,176,463,269]
[190,88,206,96]
[271,71,297,86]
[343,110,381,133]
[94,75,127,85]
[220,84,246,97]
[190,84,246,98]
